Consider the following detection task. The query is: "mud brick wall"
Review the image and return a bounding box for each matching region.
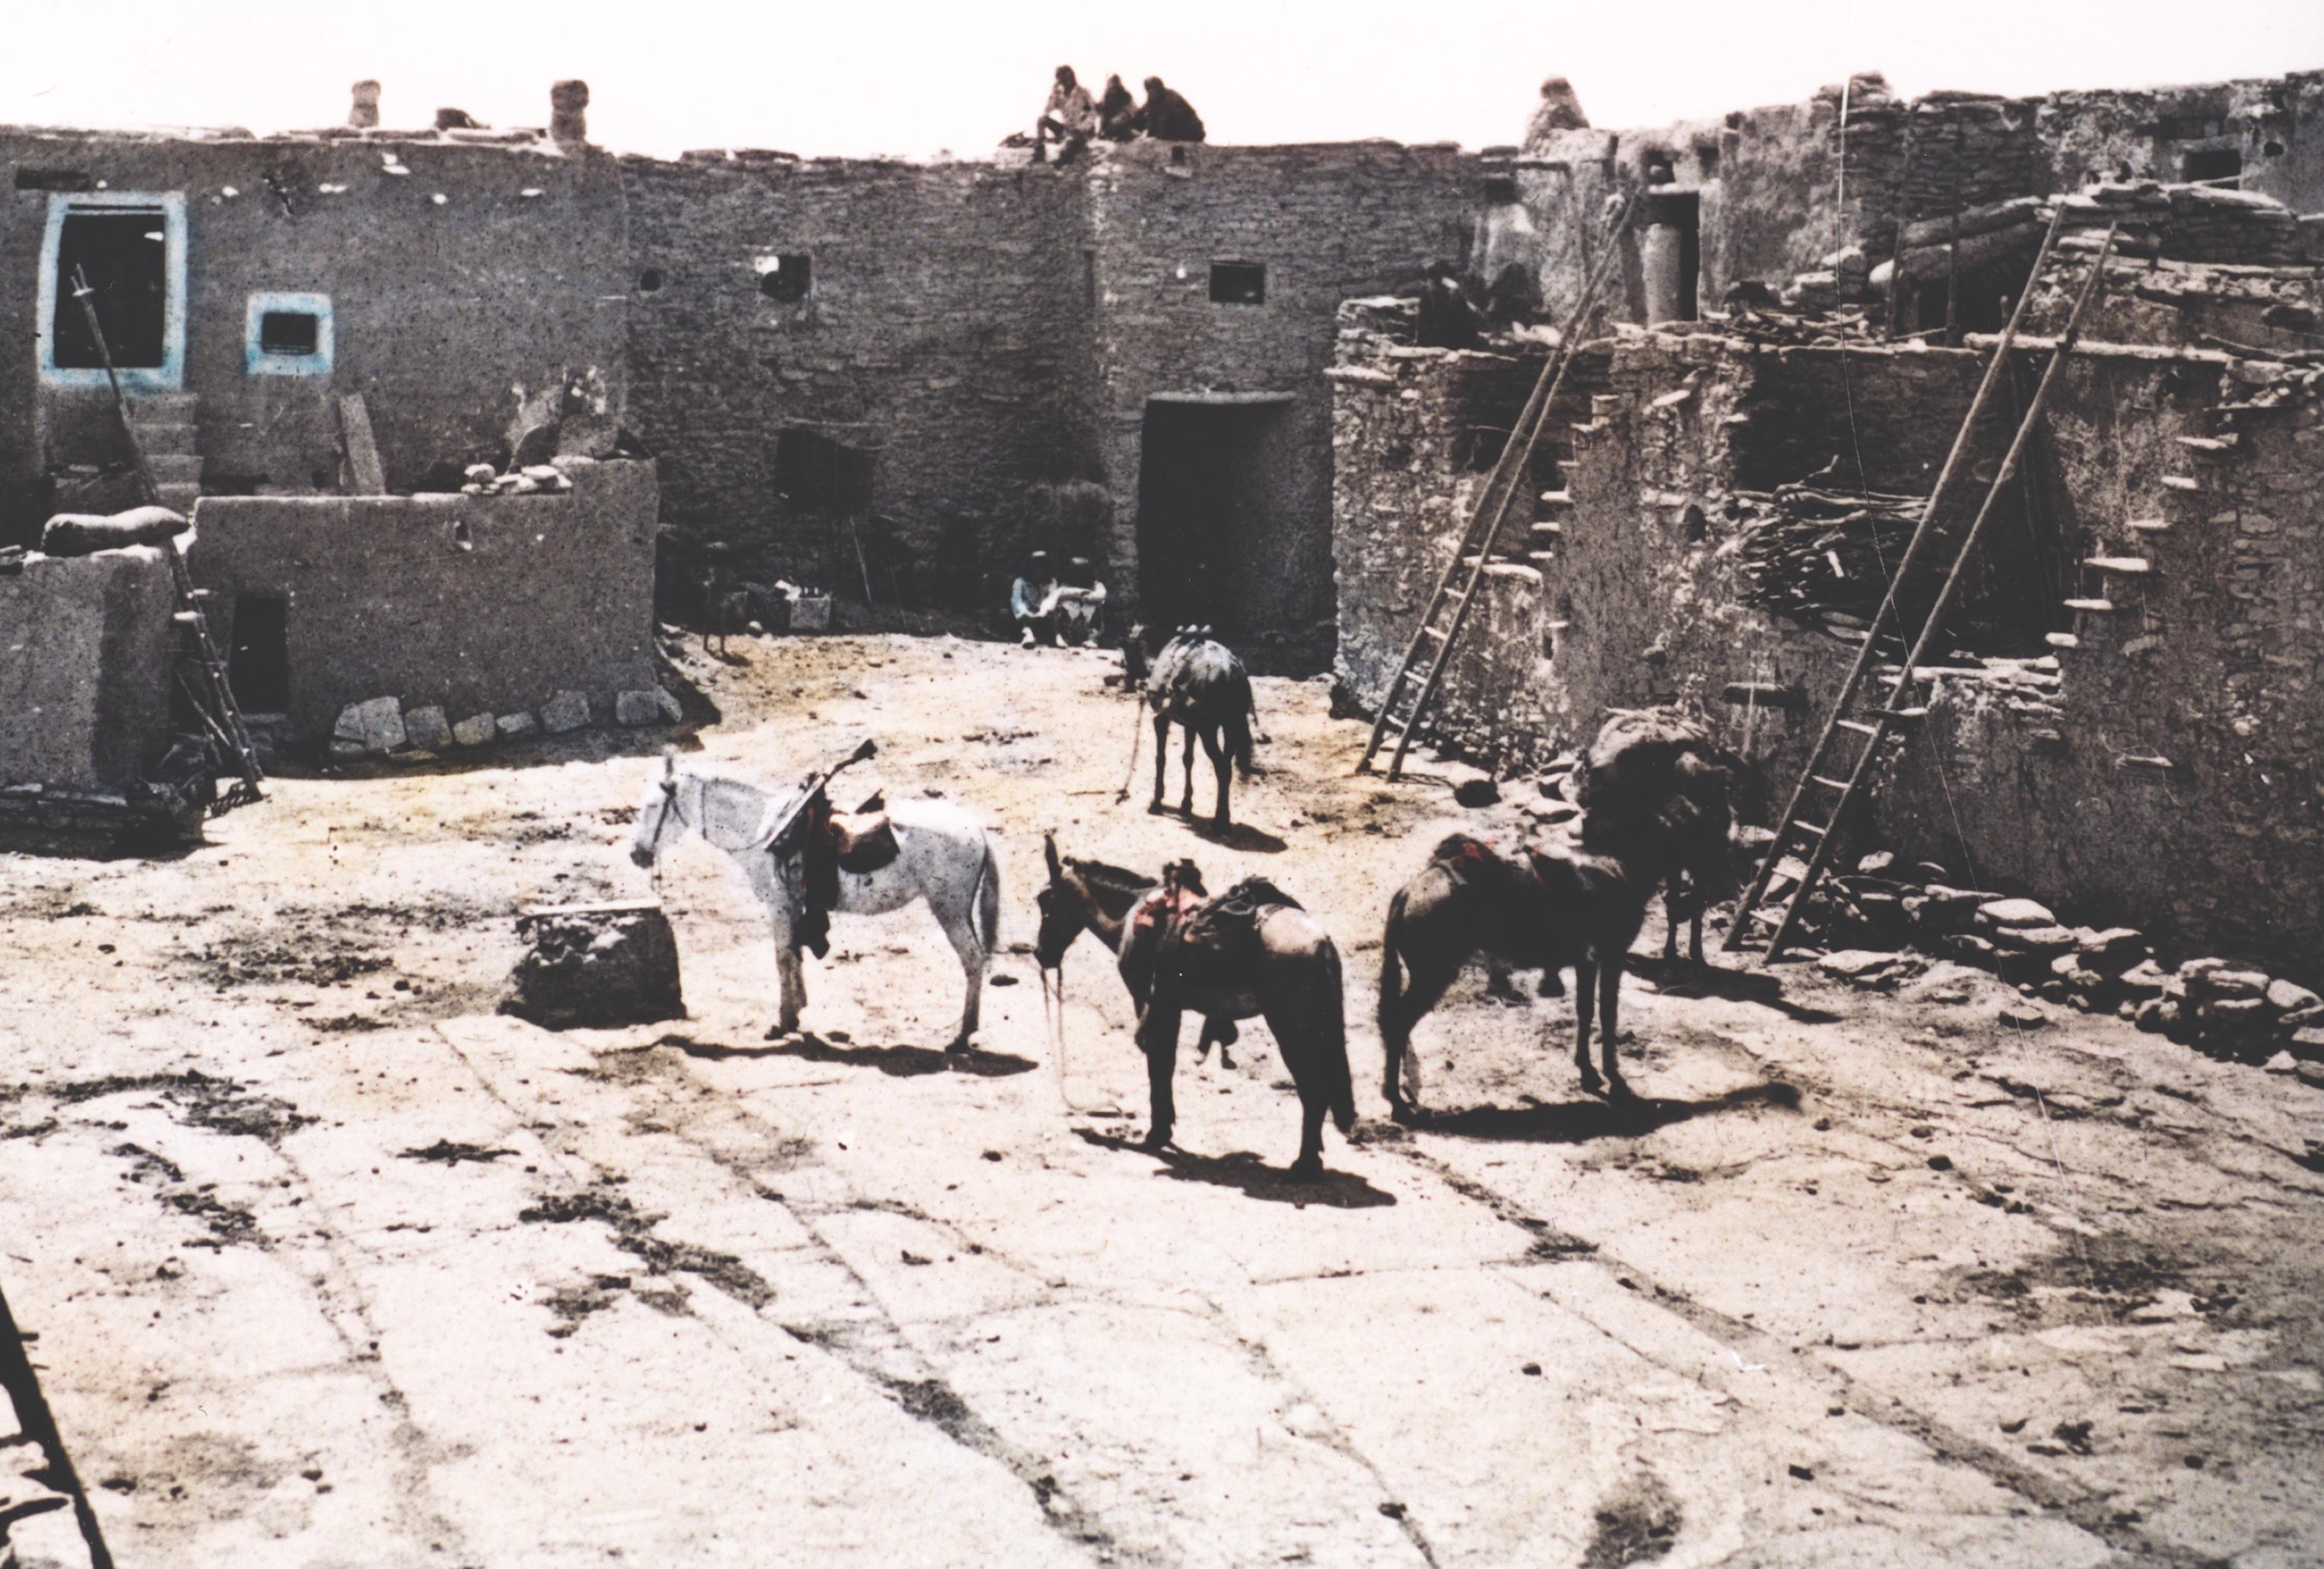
[182,458,658,741]
[0,128,629,537]
[0,545,176,789]
[618,154,1095,598]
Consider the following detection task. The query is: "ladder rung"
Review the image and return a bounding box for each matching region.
[172,611,203,627]
[1791,821,1828,837]
[2062,598,2115,613]
[1879,707,1929,722]
[1811,775,1850,791]
[1422,624,1448,640]
[1836,719,1881,736]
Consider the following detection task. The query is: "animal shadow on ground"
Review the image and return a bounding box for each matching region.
[1072,1128,1397,1209]
[1629,954,1841,1024]
[665,1031,1035,1078]
[1185,817,1289,854]
[1416,1081,1800,1145]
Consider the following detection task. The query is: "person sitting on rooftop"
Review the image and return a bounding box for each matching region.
[1097,75,1138,141]
[1036,65,1098,164]
[1137,76,1206,144]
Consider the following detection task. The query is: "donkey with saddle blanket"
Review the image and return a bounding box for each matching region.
[1038,837,1353,1178]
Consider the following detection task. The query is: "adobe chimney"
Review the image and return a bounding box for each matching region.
[349,79,382,129]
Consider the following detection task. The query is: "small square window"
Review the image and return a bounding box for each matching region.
[259,311,320,355]
[758,253,812,303]
[1210,261,1265,306]
[243,291,332,376]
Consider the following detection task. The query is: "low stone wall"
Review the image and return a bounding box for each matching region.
[0,545,175,790]
[183,458,660,747]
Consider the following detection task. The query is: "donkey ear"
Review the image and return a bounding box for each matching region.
[1044,831,1063,881]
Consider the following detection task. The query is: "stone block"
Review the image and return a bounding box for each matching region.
[1978,897,2055,929]
[2116,959,2170,999]
[2265,978,2321,1017]
[2074,927,2149,975]
[2205,968,2272,1000]
[615,689,667,728]
[452,713,497,747]
[789,593,832,633]
[404,705,453,751]
[656,687,684,723]
[540,691,591,733]
[1994,923,2077,954]
[505,902,685,1029]
[497,711,539,739]
[335,696,406,754]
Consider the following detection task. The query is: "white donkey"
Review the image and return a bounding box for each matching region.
[628,754,1001,1050]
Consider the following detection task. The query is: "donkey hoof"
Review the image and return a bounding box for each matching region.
[1577,1066,1607,1099]
[1388,1100,1420,1126]
[1147,801,1165,816]
[1287,1158,1324,1182]
[1139,1128,1172,1154]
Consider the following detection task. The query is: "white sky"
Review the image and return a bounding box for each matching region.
[5,0,2319,160]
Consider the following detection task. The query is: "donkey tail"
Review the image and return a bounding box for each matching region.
[1321,941,1355,1135]
[974,833,1002,954]
[1377,890,1407,1036]
[1225,673,1256,780]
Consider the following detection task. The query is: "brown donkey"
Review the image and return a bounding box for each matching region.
[1037,836,1354,1177]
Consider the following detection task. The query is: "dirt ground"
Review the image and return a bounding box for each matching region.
[3,630,2322,1569]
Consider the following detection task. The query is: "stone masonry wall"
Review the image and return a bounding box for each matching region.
[1334,313,2324,973]
[1517,70,2324,326]
[618,154,1095,602]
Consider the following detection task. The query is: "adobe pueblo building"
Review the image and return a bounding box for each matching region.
[2,68,2321,981]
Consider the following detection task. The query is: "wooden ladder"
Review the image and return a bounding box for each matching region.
[1724,214,2119,961]
[1356,191,1639,780]
[68,268,265,810]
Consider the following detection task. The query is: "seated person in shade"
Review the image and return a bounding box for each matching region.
[1011,551,1060,646]
[1097,75,1137,141]
[1048,557,1108,646]
[1413,261,1484,349]
[1137,77,1206,144]
[1036,66,1098,164]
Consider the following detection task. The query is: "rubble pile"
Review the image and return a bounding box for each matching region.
[459,462,574,497]
[1791,850,2324,1071]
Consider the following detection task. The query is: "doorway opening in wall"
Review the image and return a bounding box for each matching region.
[51,208,167,368]
[774,425,879,596]
[1643,189,1700,322]
[1137,394,1313,659]
[227,594,290,719]
[2181,146,2243,186]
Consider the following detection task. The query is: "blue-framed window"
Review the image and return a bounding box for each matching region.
[244,291,334,377]
[38,191,186,390]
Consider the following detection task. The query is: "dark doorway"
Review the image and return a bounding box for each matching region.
[227,595,290,717]
[1137,397,1306,643]
[2182,147,2242,186]
[774,427,875,513]
[52,208,168,369]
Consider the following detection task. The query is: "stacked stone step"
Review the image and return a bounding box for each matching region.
[128,392,202,514]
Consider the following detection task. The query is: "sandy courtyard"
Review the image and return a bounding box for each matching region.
[2,631,2320,1568]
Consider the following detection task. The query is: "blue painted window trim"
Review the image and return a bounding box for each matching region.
[37,190,187,391]
[244,291,334,377]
